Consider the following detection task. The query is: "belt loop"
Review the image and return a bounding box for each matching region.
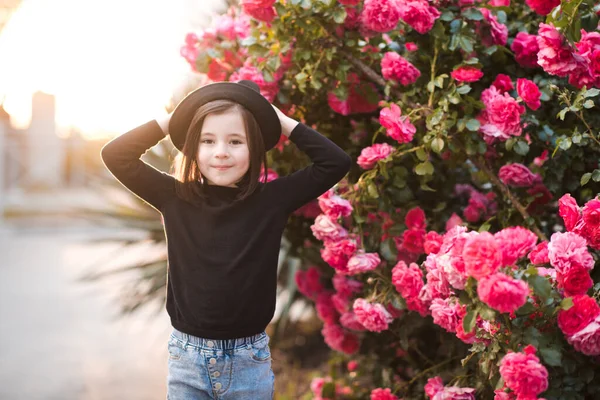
[183,333,190,350]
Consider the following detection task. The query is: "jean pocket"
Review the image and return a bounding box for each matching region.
[249,339,271,363]
[168,338,183,361]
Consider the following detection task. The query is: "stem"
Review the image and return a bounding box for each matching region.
[471,157,548,242]
[394,356,463,393]
[428,44,439,108]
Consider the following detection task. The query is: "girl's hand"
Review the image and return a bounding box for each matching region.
[271,104,298,137]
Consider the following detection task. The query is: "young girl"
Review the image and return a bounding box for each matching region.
[101,80,352,399]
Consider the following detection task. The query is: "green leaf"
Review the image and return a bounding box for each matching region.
[431,138,445,153]
[367,182,379,198]
[415,161,434,176]
[528,275,552,303]
[557,108,568,120]
[593,169,600,182]
[478,304,496,321]
[463,309,478,333]
[584,88,600,98]
[560,297,574,310]
[456,85,472,94]
[416,148,428,161]
[540,347,562,367]
[440,10,455,21]
[462,8,484,20]
[466,119,480,131]
[333,8,347,24]
[583,99,595,109]
[581,172,592,186]
[514,140,530,155]
[430,109,444,125]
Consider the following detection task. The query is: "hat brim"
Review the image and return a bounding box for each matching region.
[168,81,281,152]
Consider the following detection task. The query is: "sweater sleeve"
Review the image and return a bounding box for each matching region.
[267,122,352,215]
[100,119,177,212]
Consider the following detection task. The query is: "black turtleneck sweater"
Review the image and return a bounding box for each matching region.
[100,119,352,339]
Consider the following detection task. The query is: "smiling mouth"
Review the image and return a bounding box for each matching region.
[214,166,232,170]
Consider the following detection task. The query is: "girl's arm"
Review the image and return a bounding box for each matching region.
[268,106,353,214]
[100,117,177,212]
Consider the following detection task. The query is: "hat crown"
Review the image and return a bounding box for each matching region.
[237,79,260,93]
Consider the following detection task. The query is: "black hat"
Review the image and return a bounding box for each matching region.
[168,80,282,152]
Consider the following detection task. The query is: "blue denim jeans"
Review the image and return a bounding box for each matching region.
[166,327,275,399]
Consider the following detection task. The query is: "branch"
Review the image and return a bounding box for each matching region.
[471,157,548,242]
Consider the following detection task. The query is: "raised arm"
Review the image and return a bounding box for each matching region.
[100,119,177,212]
[266,114,353,215]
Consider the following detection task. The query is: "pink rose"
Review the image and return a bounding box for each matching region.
[477,273,529,313]
[429,298,461,333]
[318,191,354,219]
[492,74,514,92]
[338,0,361,4]
[295,266,323,300]
[311,214,348,242]
[357,143,395,169]
[402,228,426,253]
[511,31,540,68]
[558,266,594,297]
[328,73,380,115]
[528,241,550,265]
[445,213,464,231]
[353,298,394,332]
[451,66,484,82]
[478,86,525,143]
[494,226,539,266]
[398,0,441,34]
[424,231,444,255]
[498,163,540,187]
[537,23,586,77]
[332,274,364,297]
[526,0,560,15]
[547,231,594,275]
[339,311,368,331]
[558,193,581,231]
[405,207,427,229]
[361,0,403,33]
[370,388,400,400]
[405,42,419,51]
[499,346,549,397]
[381,52,421,85]
[379,103,417,144]
[462,232,502,279]
[557,294,600,336]
[391,260,424,298]
[316,292,340,324]
[241,2,277,23]
[567,314,600,356]
[478,8,508,47]
[346,251,382,274]
[517,78,542,110]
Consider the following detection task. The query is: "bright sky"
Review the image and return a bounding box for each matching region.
[0,0,224,139]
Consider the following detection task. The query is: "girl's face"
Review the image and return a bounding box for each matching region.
[197,108,250,187]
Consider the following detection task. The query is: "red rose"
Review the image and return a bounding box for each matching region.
[557,295,600,336]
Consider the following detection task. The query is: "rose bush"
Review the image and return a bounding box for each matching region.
[180,0,600,398]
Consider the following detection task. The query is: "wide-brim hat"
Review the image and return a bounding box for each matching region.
[168,80,281,152]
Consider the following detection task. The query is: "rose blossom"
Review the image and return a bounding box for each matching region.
[478,8,508,47]
[391,260,424,298]
[332,274,364,297]
[429,298,461,333]
[451,66,484,82]
[425,376,476,400]
[405,207,426,229]
[357,143,395,169]
[241,0,277,23]
[346,251,381,275]
[528,241,549,265]
[498,163,540,187]
[478,86,525,143]
[526,0,560,15]
[557,294,600,336]
[370,387,399,400]
[499,345,549,397]
[398,0,441,34]
[558,265,594,297]
[311,214,348,242]
[318,191,353,219]
[405,42,418,51]
[492,74,514,92]
[379,103,417,144]
[424,231,444,254]
[494,226,539,265]
[558,193,581,231]
[316,292,340,324]
[517,78,542,110]
[462,232,502,279]
[295,266,323,300]
[567,314,600,356]
[537,23,586,77]
[340,311,368,331]
[547,231,594,275]
[478,273,529,313]
[353,298,394,332]
[511,31,540,68]
[361,0,403,33]
[328,73,380,115]
[381,52,421,85]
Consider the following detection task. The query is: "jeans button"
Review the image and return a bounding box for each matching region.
[213,371,220,377]
[214,382,222,390]
[207,341,214,348]
[210,358,217,365]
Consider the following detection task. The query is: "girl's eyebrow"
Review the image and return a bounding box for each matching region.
[200,132,245,138]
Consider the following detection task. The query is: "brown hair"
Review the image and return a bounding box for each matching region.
[171,99,268,206]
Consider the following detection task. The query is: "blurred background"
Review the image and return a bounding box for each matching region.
[0,0,329,398]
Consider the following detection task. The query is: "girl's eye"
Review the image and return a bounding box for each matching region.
[201,139,243,145]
